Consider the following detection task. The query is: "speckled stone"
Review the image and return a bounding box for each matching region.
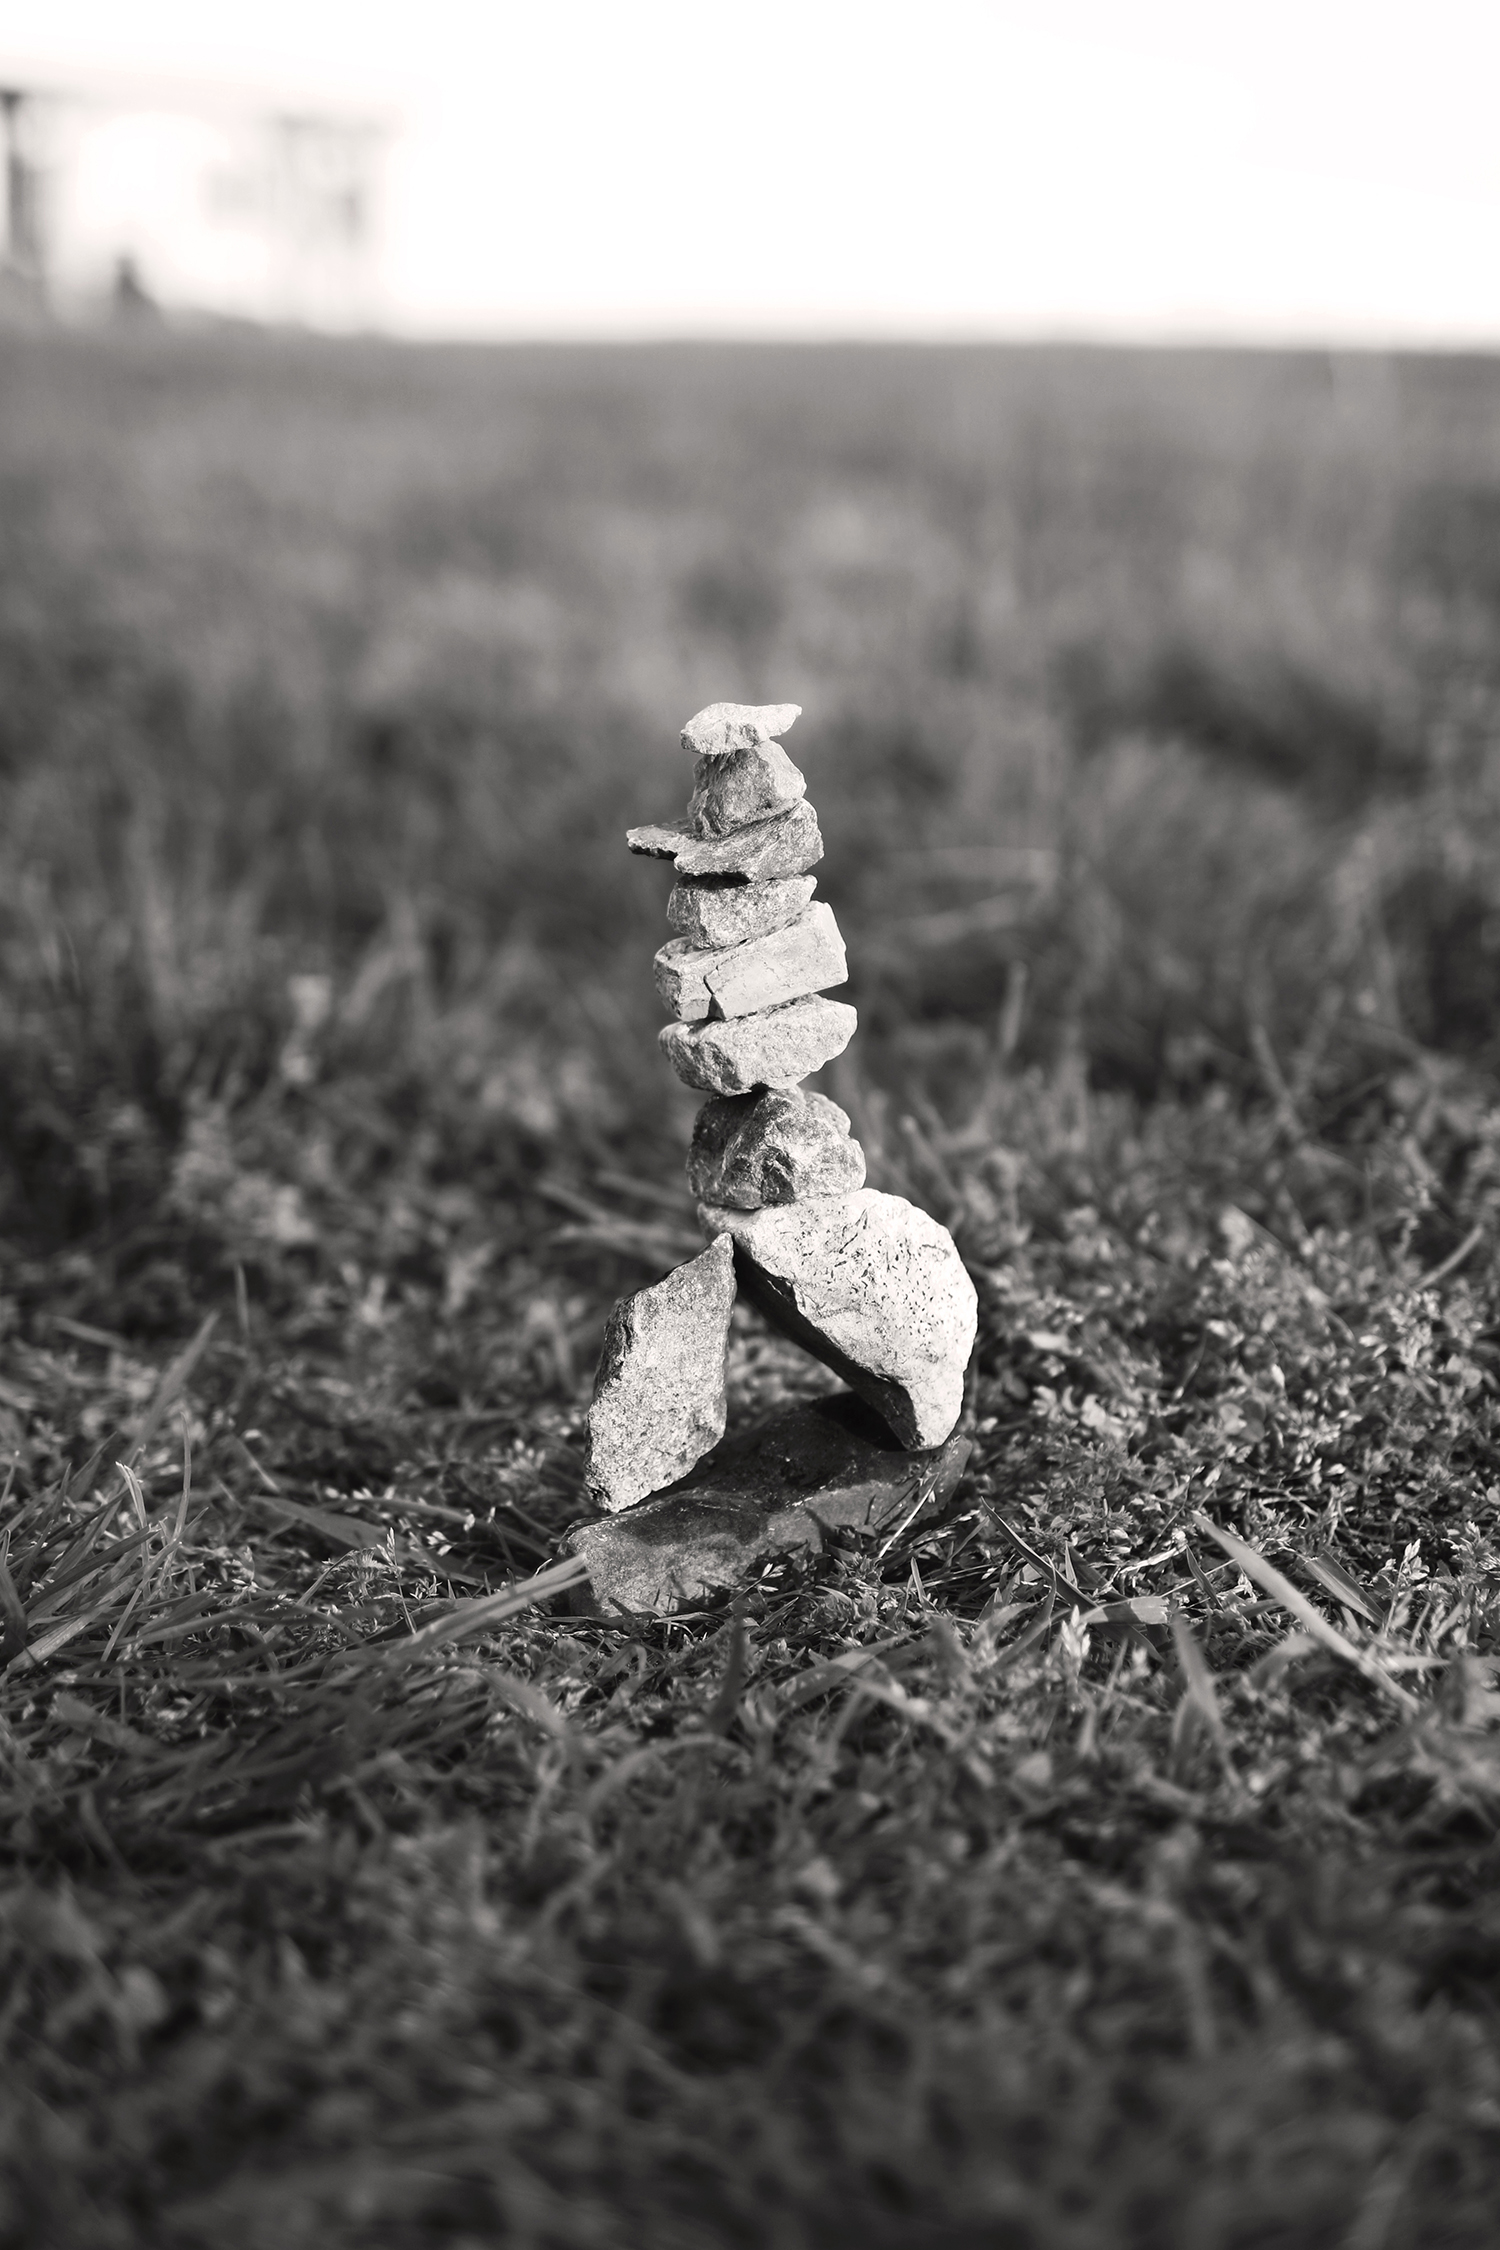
[653,902,846,1024]
[660,994,857,1095]
[567,1394,970,1615]
[688,1088,866,1209]
[688,740,806,838]
[681,701,801,759]
[667,874,817,950]
[583,1236,735,1512]
[699,1189,977,1448]
[627,799,822,883]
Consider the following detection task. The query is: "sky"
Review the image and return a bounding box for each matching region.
[6,0,1500,343]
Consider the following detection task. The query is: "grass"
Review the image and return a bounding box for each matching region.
[5,328,1500,2245]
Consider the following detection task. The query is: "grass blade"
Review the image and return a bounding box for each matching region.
[1192,1513,1418,1714]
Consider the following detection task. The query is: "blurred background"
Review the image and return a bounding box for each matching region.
[4,1,1500,1344]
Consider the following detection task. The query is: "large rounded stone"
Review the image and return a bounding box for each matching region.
[688,1088,866,1208]
[583,1236,735,1511]
[660,994,857,1095]
[699,1189,977,1448]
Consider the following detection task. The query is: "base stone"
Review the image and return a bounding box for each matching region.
[565,1394,970,1615]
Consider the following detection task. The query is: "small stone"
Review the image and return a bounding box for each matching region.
[667,873,816,950]
[699,1190,977,1448]
[688,741,806,838]
[661,994,857,1095]
[653,902,847,1024]
[681,701,801,759]
[583,1236,736,1511]
[688,1088,866,1208]
[566,1394,970,1615]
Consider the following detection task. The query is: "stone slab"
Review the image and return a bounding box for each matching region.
[661,994,857,1095]
[681,701,801,759]
[707,900,846,1019]
[628,799,823,883]
[584,1236,736,1511]
[667,874,817,951]
[566,1394,971,1615]
[653,902,846,1024]
[688,1088,866,1208]
[688,741,807,838]
[699,1190,977,1449]
[653,935,718,1023]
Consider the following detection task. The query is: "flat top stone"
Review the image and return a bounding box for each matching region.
[681,702,801,758]
[688,740,807,839]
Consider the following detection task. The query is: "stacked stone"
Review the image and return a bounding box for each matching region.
[582,701,977,1530]
[628,700,857,1101]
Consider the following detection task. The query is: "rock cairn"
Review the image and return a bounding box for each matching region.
[576,701,978,1603]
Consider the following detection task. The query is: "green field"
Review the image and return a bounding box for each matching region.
[5,330,1500,2246]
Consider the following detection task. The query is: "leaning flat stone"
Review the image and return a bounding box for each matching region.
[627,821,692,861]
[688,741,806,838]
[628,800,823,883]
[584,1236,735,1511]
[699,1190,977,1448]
[681,701,801,759]
[653,902,847,1024]
[566,1394,970,1615]
[668,873,816,950]
[661,994,857,1095]
[688,1088,866,1208]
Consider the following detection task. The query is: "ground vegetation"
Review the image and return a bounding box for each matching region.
[5,332,1500,2245]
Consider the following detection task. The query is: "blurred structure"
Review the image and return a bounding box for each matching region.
[1,84,47,316]
[0,67,390,329]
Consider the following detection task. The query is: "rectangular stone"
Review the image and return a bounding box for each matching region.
[653,903,846,1025]
[667,873,816,950]
[708,901,846,1018]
